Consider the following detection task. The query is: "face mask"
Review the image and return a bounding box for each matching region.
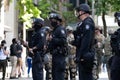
[33,24,41,31]
[51,22,58,27]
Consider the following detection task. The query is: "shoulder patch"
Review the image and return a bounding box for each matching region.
[61,30,65,34]
[85,25,90,30]
[41,33,44,37]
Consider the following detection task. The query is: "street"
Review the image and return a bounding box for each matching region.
[0,66,108,80]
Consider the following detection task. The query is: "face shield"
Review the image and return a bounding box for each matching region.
[116,16,120,26]
[74,10,79,18]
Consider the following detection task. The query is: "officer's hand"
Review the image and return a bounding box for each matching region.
[47,35,52,41]
[29,48,34,54]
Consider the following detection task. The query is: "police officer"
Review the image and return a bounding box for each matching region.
[110,12,120,80]
[74,3,95,80]
[48,12,67,80]
[29,18,45,80]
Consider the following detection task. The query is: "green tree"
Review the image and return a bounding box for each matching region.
[94,0,110,37]
[37,0,77,25]
[108,0,120,11]
[17,0,41,28]
[37,0,51,19]
[94,0,120,37]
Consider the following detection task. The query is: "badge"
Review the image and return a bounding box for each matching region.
[41,33,44,37]
[85,25,90,30]
[61,30,65,34]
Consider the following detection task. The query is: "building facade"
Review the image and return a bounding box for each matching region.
[0,0,18,47]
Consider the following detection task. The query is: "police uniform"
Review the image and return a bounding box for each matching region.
[74,17,95,80]
[50,25,67,80]
[74,4,95,80]
[48,12,68,80]
[29,18,45,80]
[110,29,120,80]
[110,12,120,80]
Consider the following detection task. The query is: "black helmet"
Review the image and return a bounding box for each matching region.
[42,26,51,32]
[114,12,120,21]
[75,3,91,14]
[114,12,120,26]
[49,12,62,22]
[33,18,44,26]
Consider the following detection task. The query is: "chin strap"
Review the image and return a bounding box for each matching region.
[77,12,86,18]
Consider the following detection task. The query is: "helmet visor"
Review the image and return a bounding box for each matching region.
[74,10,79,17]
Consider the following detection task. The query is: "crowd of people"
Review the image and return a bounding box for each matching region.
[0,3,120,80]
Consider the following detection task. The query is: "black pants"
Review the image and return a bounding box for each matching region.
[32,52,43,80]
[0,59,7,80]
[110,56,120,80]
[52,54,66,80]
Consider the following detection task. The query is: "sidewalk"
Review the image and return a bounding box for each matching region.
[0,64,33,80]
[0,65,108,80]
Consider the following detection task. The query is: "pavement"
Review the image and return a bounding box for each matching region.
[0,64,108,80]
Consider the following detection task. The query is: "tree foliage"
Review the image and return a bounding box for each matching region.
[17,0,41,28]
[94,0,111,37]
[37,0,77,25]
[108,0,120,11]
[95,0,110,16]
[37,0,51,19]
[94,0,120,37]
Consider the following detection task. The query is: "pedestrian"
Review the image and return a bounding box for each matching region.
[21,40,32,77]
[48,12,67,80]
[73,3,95,80]
[9,38,18,79]
[110,12,120,80]
[0,40,9,80]
[16,40,23,78]
[26,54,32,77]
[28,18,45,80]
